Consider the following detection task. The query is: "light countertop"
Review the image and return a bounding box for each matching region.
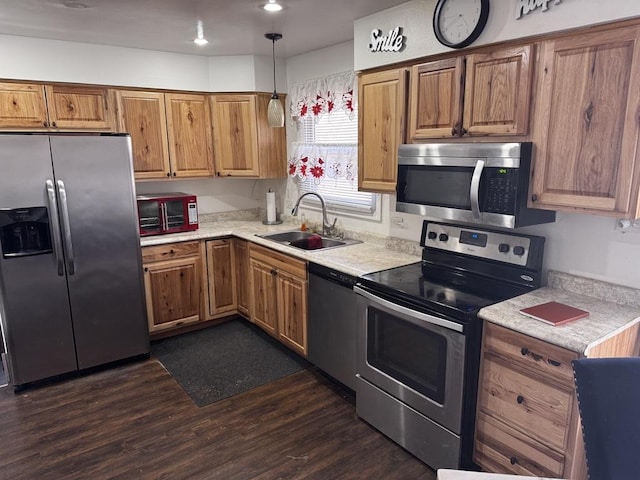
[479,271,640,354]
[140,219,421,277]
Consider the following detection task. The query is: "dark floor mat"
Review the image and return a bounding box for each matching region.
[151,319,310,407]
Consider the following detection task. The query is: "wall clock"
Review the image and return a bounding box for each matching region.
[433,0,490,49]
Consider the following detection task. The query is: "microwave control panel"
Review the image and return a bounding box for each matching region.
[482,168,518,214]
[188,202,198,225]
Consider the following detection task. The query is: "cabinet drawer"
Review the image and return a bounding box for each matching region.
[478,355,573,450]
[475,412,564,478]
[484,322,578,384]
[142,241,200,263]
[249,243,307,279]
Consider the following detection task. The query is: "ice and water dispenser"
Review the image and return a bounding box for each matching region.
[0,207,52,258]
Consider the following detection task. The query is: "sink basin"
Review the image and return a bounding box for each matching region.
[257,231,361,251]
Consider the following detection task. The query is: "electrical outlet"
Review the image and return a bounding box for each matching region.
[392,216,408,229]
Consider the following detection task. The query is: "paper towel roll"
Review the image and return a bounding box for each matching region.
[266,189,277,223]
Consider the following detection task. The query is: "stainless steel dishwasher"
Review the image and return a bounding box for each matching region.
[308,262,358,390]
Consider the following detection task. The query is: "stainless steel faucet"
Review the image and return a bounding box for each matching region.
[291,192,337,237]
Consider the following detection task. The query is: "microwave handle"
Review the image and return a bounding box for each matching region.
[470,159,485,220]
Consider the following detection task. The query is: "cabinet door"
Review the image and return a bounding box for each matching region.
[531,27,640,217]
[211,95,260,177]
[0,82,48,128]
[249,258,278,335]
[234,239,251,318]
[409,57,465,140]
[276,271,308,357]
[358,68,407,193]
[205,239,237,318]
[45,85,116,130]
[118,90,171,180]
[463,45,533,136]
[144,256,201,333]
[254,93,287,178]
[166,93,214,178]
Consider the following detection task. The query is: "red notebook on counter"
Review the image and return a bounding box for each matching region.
[519,301,590,326]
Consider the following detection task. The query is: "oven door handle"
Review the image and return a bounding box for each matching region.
[354,286,464,333]
[470,159,485,220]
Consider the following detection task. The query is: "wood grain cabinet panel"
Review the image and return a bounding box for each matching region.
[211,93,286,178]
[0,82,116,130]
[358,68,407,193]
[205,238,237,318]
[117,90,171,179]
[166,93,214,178]
[142,241,203,334]
[45,85,117,130]
[249,244,307,356]
[408,45,532,140]
[530,26,640,218]
[234,238,251,318]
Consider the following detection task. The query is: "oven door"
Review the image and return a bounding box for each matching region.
[355,285,466,434]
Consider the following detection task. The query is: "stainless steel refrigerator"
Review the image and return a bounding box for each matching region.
[0,133,149,388]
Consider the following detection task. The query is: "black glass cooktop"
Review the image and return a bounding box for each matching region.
[358,261,532,322]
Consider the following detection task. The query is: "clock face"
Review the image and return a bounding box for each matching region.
[434,0,489,49]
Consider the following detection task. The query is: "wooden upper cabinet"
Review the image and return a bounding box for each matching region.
[211,93,286,178]
[165,93,214,178]
[530,26,640,218]
[409,58,464,139]
[408,45,533,140]
[211,94,259,176]
[0,82,116,130]
[464,45,533,136]
[0,83,48,128]
[118,90,171,179]
[45,85,117,130]
[358,68,407,193]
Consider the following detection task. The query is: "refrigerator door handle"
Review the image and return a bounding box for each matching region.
[45,179,65,276]
[56,180,76,276]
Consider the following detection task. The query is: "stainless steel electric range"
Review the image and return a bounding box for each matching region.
[354,220,546,471]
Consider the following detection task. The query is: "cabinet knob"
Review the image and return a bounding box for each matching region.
[270,269,277,276]
[531,194,538,202]
[510,456,518,465]
[460,127,468,136]
[172,172,177,177]
[144,267,148,272]
[43,121,49,127]
[166,172,171,177]
[521,347,529,356]
[517,395,524,404]
[52,121,57,127]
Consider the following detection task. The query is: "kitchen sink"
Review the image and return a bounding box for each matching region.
[257,231,361,250]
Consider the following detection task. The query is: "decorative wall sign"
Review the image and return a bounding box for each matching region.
[368,27,406,53]
[516,0,562,19]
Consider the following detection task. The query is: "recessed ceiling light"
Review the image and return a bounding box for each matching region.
[263,0,283,12]
[62,1,90,8]
[194,20,208,46]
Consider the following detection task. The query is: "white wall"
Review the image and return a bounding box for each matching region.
[354,0,640,70]
[208,55,286,92]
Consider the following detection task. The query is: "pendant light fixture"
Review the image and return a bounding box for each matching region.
[265,32,284,128]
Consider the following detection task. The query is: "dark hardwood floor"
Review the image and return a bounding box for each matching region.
[0,359,436,479]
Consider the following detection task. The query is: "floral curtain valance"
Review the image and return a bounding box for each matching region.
[289,143,357,184]
[289,71,357,120]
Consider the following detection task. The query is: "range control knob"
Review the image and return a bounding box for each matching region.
[513,246,526,256]
[439,233,449,242]
[498,243,510,253]
[427,231,437,240]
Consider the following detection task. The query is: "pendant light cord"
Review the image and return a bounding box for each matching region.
[272,37,277,95]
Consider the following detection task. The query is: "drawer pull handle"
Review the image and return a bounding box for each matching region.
[548,359,561,367]
[510,456,518,465]
[516,395,524,404]
[521,347,543,362]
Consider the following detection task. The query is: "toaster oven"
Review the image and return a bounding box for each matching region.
[136,192,198,236]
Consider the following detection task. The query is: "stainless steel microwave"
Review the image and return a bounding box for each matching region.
[396,142,555,228]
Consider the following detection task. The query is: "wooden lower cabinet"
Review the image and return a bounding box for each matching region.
[474,323,582,478]
[233,238,251,318]
[205,238,237,318]
[142,241,203,333]
[249,244,308,357]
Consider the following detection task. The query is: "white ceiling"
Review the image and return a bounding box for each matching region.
[0,0,409,58]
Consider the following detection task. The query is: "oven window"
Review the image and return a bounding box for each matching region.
[138,201,161,233]
[165,200,186,229]
[367,307,447,404]
[398,166,473,209]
